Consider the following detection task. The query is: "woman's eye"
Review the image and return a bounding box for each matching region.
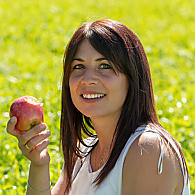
[72,64,84,70]
[99,64,112,69]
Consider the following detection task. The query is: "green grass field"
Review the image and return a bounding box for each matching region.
[0,0,194,194]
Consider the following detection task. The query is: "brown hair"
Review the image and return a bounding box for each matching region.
[60,19,188,193]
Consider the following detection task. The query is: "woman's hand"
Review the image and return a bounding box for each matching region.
[7,116,51,166]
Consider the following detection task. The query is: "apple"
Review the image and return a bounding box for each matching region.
[10,96,44,134]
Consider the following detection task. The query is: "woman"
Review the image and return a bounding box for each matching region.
[7,19,190,195]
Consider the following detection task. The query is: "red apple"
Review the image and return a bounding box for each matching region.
[10,96,44,134]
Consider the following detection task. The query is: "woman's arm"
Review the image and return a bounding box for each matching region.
[122,131,183,195]
[27,163,51,195]
[27,160,68,195]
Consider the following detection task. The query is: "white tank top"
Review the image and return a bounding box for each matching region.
[68,125,190,195]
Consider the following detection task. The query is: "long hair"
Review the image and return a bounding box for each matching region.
[60,19,188,193]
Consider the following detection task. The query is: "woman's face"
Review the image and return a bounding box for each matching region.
[69,39,129,120]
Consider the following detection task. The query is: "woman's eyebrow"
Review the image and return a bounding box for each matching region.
[95,57,107,61]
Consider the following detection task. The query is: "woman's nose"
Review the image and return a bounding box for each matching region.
[81,68,98,85]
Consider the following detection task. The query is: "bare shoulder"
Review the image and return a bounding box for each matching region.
[122,131,183,195]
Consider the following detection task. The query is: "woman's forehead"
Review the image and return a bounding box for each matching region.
[73,39,106,60]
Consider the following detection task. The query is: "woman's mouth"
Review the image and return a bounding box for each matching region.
[80,93,106,102]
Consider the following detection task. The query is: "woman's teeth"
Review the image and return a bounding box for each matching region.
[82,94,105,99]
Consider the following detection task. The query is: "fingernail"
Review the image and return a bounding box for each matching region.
[42,123,47,128]
[11,116,16,122]
[47,130,51,136]
[44,130,51,136]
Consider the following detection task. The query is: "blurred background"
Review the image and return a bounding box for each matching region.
[0,0,194,194]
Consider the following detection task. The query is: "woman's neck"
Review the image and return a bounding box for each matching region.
[90,112,120,153]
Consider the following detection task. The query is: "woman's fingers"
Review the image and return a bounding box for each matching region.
[7,118,51,165]
[6,116,19,137]
[18,129,51,152]
[33,139,50,152]
[18,123,47,146]
[26,130,51,151]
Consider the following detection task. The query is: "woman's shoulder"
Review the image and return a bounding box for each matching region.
[122,124,184,194]
[128,126,178,171]
[133,124,183,177]
[134,124,183,156]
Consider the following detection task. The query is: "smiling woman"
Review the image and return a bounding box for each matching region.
[58,19,190,195]
[6,18,190,195]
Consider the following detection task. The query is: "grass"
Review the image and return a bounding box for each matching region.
[0,0,194,194]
